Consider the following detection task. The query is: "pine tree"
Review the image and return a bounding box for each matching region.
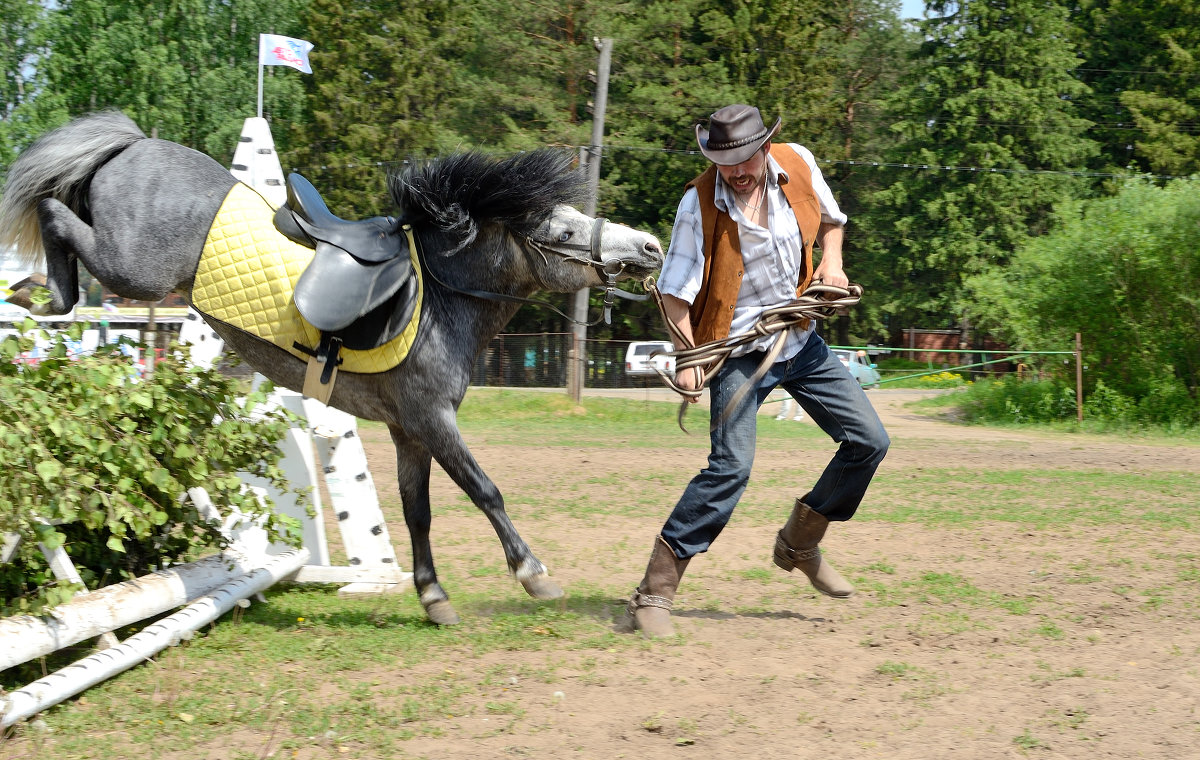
[1072,0,1200,177]
[805,0,918,344]
[865,0,1097,338]
[286,0,465,215]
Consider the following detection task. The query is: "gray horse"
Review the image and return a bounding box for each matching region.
[0,111,663,625]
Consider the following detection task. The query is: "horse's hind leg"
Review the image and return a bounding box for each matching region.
[389,426,461,625]
[11,198,92,315]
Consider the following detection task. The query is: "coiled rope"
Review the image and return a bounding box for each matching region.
[648,281,864,431]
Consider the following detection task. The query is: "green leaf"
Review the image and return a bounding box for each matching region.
[35,459,63,483]
[147,468,173,491]
[40,528,66,551]
[1,328,301,611]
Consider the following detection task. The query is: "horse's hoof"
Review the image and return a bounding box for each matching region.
[424,599,461,626]
[3,288,33,311]
[520,573,564,600]
[4,274,44,311]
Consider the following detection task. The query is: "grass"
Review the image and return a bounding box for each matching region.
[2,586,639,758]
[859,468,1198,528]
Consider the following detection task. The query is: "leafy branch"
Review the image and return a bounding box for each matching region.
[0,323,306,616]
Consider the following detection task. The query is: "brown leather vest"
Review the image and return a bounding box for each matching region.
[685,143,822,345]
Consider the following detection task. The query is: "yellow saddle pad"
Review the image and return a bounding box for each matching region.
[191,183,421,374]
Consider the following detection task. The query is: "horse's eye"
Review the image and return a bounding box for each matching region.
[558,231,572,243]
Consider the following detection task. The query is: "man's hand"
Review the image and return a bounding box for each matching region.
[812,265,849,289]
[674,366,703,402]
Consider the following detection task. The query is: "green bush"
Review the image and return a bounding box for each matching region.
[949,374,1200,430]
[966,178,1200,407]
[1084,375,1200,429]
[0,321,305,616]
[955,377,1077,424]
[1083,379,1135,422]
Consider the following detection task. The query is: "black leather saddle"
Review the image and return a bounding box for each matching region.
[272,173,422,385]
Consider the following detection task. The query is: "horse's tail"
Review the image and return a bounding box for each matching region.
[0,110,147,269]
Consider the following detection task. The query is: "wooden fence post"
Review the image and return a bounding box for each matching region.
[1075,332,1084,422]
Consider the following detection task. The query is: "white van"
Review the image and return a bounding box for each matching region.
[624,340,675,378]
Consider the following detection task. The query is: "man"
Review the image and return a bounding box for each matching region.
[620,104,890,638]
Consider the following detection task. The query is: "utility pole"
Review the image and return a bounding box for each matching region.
[569,36,613,403]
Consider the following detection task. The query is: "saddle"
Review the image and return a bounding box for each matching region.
[273,173,420,398]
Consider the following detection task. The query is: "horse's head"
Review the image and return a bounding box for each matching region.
[522,204,663,291]
[390,149,662,295]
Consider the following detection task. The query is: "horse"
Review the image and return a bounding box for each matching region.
[0,111,664,625]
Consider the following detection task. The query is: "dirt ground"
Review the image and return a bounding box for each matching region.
[352,389,1200,760]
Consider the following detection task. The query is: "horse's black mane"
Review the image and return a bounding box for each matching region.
[388,149,587,252]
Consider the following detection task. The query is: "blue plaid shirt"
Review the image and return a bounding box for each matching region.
[658,143,847,359]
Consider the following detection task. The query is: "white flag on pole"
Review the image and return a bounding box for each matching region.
[259,34,314,74]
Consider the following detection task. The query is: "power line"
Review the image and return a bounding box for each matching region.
[593,144,1195,181]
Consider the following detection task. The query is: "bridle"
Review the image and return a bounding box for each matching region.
[523,214,610,270]
[523,216,651,324]
[418,215,649,326]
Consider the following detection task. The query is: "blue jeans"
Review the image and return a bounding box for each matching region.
[660,334,889,559]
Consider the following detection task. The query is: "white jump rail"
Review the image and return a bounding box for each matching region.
[0,547,309,728]
[0,545,292,672]
[185,312,411,594]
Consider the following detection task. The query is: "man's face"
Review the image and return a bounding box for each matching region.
[716,148,768,195]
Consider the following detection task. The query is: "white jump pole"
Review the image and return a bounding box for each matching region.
[0,546,289,672]
[0,547,309,728]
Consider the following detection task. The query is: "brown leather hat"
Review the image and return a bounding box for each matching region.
[695,104,781,165]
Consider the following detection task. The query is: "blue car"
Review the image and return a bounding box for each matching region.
[833,349,881,389]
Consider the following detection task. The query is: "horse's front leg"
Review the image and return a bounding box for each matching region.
[418,417,563,602]
[389,426,461,625]
[9,199,90,315]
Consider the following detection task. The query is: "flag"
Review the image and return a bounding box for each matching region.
[259,34,314,74]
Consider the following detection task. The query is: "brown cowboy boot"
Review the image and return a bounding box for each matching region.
[617,535,690,638]
[773,498,854,598]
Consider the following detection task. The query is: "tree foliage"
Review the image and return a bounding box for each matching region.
[966,178,1200,418]
[0,0,46,166]
[26,0,309,156]
[1072,0,1200,177]
[864,0,1098,338]
[1,0,1198,407]
[285,0,470,216]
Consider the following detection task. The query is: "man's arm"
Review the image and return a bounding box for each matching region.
[812,222,848,288]
[661,293,703,399]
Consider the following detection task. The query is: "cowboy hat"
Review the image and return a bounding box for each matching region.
[695,104,782,165]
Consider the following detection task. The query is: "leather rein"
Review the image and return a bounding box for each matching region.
[416,216,649,326]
